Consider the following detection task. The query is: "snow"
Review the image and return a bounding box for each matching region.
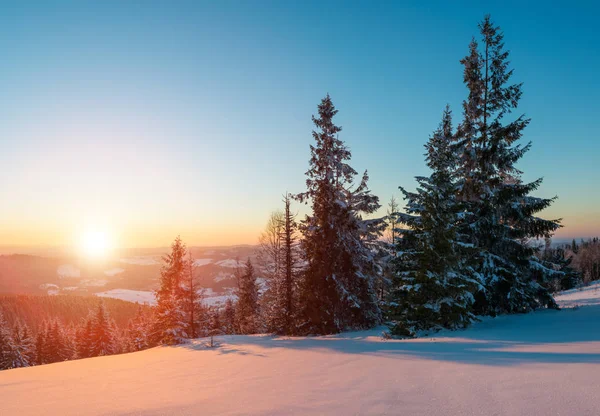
[104,267,125,276]
[56,264,80,278]
[39,283,59,290]
[95,287,236,308]
[214,271,234,282]
[193,258,213,267]
[79,279,108,287]
[2,285,600,415]
[215,259,242,268]
[555,281,600,309]
[119,256,160,266]
[95,289,156,305]
[203,293,237,308]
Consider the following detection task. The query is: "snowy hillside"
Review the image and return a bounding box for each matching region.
[1,286,600,416]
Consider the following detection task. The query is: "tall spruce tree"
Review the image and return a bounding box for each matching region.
[12,321,35,367]
[296,94,384,334]
[389,107,482,336]
[454,16,561,315]
[0,310,18,370]
[236,259,259,334]
[89,302,115,357]
[153,236,188,345]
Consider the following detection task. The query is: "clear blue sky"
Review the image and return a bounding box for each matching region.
[1,0,598,247]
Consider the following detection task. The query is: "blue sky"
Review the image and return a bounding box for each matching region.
[1,0,598,247]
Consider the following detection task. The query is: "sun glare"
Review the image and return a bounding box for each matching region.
[80,229,112,258]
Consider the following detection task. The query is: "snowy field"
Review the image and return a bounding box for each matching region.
[96,289,156,305]
[2,286,600,415]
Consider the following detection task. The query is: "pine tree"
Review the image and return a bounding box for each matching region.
[223,298,236,335]
[259,194,301,335]
[89,302,115,357]
[454,16,561,315]
[12,321,35,367]
[45,320,69,363]
[0,310,18,370]
[76,315,94,359]
[35,322,47,365]
[389,106,482,336]
[127,306,152,351]
[182,251,204,339]
[295,94,384,334]
[236,259,259,334]
[153,237,188,345]
[281,193,300,334]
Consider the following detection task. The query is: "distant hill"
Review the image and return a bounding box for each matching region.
[0,245,260,299]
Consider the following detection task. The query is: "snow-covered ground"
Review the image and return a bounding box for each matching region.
[215,258,243,268]
[555,281,600,308]
[2,286,600,415]
[96,289,156,305]
[94,288,238,308]
[56,264,80,278]
[193,258,213,266]
[119,256,160,265]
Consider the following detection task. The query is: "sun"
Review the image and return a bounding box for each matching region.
[80,229,112,259]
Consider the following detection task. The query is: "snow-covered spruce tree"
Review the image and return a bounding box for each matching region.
[236,259,259,334]
[89,302,115,357]
[127,306,153,352]
[295,94,385,334]
[539,238,581,291]
[153,236,188,345]
[76,314,94,359]
[389,107,482,336]
[0,310,18,370]
[45,320,70,362]
[35,321,47,365]
[454,16,561,315]
[12,321,35,367]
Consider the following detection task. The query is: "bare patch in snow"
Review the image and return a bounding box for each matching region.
[193,258,213,267]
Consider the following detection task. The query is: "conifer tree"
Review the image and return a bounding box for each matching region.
[153,237,188,345]
[223,298,236,335]
[296,94,384,334]
[89,302,115,357]
[35,322,47,365]
[454,16,561,315]
[389,107,482,336]
[236,259,259,334]
[259,194,301,335]
[127,306,152,351]
[76,315,94,359]
[12,321,35,367]
[0,310,18,370]
[182,251,204,339]
[281,193,300,334]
